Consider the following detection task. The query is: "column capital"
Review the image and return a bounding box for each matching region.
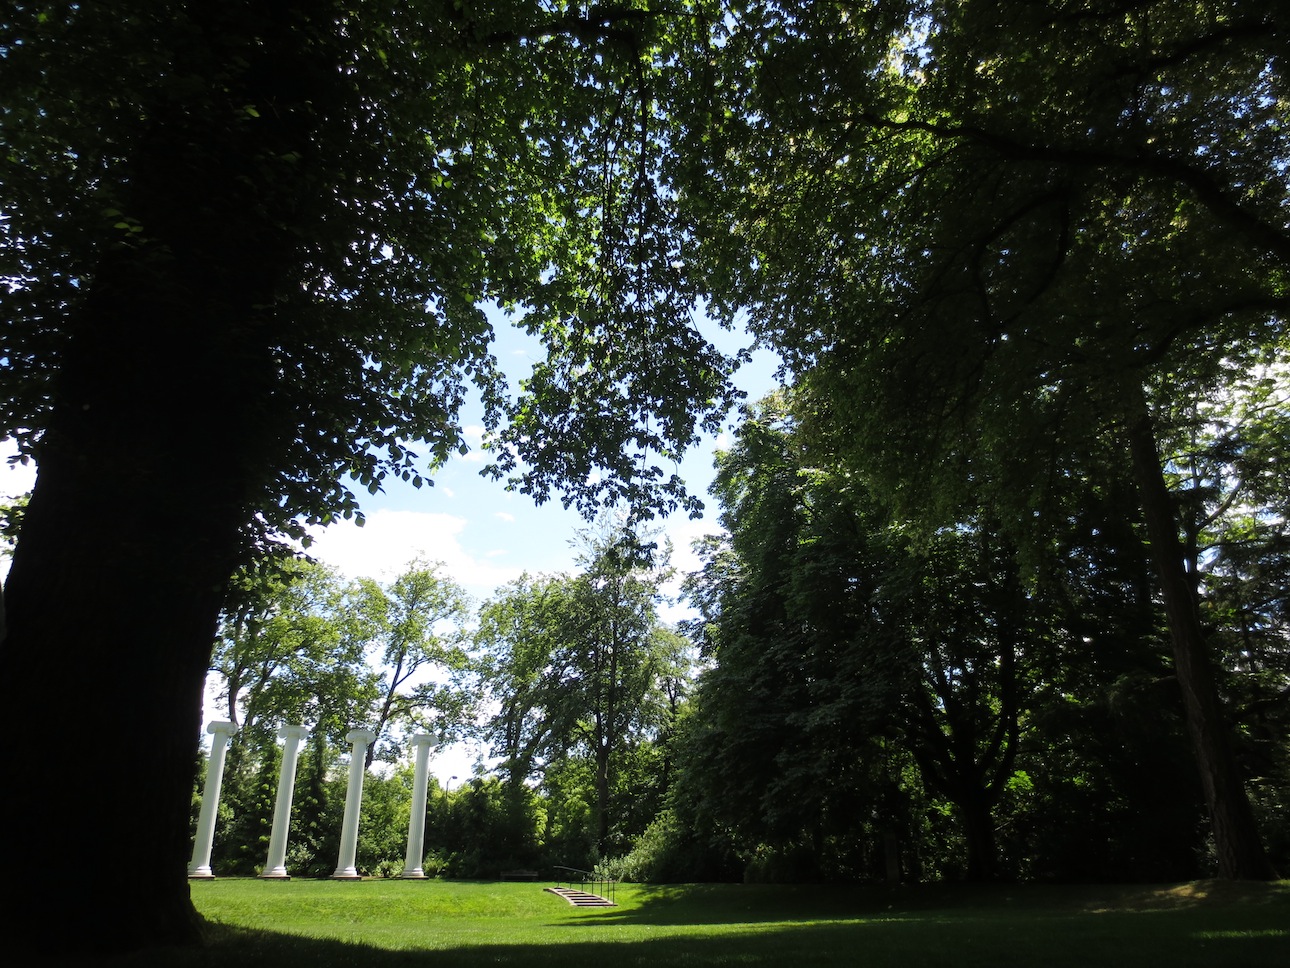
[207,721,238,739]
[409,733,437,749]
[345,728,377,745]
[278,725,309,742]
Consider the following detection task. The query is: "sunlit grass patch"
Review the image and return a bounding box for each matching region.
[84,878,1290,968]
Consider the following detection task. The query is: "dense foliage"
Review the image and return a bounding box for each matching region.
[668,0,1289,880]
[192,432,1286,884]
[4,1,1289,955]
[0,2,736,953]
[673,394,1214,883]
[200,525,690,879]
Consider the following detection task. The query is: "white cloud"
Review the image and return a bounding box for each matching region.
[493,511,515,523]
[305,508,522,599]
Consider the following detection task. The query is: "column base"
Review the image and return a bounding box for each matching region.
[259,869,291,880]
[331,868,363,880]
[399,870,428,879]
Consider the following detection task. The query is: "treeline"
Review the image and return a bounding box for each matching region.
[200,520,687,880]
[671,389,1289,884]
[199,379,1290,883]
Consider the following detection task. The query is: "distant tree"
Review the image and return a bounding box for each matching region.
[476,573,583,792]
[680,393,1206,882]
[679,397,912,879]
[212,555,378,754]
[283,731,343,878]
[476,519,688,858]
[885,524,1041,881]
[1016,440,1204,882]
[210,738,281,877]
[356,559,474,768]
[354,764,415,877]
[1156,364,1290,872]
[440,775,544,878]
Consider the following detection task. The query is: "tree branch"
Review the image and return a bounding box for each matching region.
[852,112,1290,264]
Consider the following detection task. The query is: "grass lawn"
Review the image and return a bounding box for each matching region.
[72,877,1289,967]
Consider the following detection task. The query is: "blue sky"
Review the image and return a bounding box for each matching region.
[295,305,781,611]
[292,309,781,779]
[0,308,781,780]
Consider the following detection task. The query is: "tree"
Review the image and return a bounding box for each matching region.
[679,392,1212,882]
[1016,435,1205,881]
[0,2,738,953]
[676,0,1287,879]
[476,518,686,859]
[678,394,931,880]
[356,559,473,768]
[476,573,584,792]
[569,525,682,856]
[884,524,1036,881]
[206,556,377,876]
[1155,363,1290,873]
[212,555,378,754]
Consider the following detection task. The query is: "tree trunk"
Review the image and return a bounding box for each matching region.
[0,210,280,948]
[0,411,249,953]
[1125,391,1277,880]
[0,7,351,953]
[594,728,612,857]
[959,785,1000,882]
[883,829,902,883]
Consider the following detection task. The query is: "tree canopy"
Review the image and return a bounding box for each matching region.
[670,0,1288,880]
[0,1,738,954]
[476,518,687,856]
[2,1,1288,955]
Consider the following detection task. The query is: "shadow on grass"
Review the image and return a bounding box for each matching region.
[60,881,1290,968]
[562,879,1290,926]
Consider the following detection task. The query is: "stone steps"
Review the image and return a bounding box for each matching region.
[544,886,617,907]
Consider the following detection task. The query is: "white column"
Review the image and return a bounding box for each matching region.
[260,725,309,879]
[188,721,238,878]
[331,728,377,880]
[400,733,437,879]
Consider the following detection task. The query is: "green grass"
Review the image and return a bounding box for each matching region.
[81,878,1290,967]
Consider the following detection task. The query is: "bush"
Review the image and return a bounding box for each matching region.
[612,808,741,883]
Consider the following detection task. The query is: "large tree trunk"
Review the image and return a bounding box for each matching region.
[1125,392,1277,880]
[0,7,324,950]
[959,785,1000,882]
[0,372,253,952]
[1,481,235,955]
[0,195,286,947]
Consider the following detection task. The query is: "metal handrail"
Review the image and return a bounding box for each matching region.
[553,864,617,904]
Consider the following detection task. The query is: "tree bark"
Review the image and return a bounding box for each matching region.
[1124,388,1277,880]
[0,369,252,953]
[0,6,323,948]
[959,785,1000,882]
